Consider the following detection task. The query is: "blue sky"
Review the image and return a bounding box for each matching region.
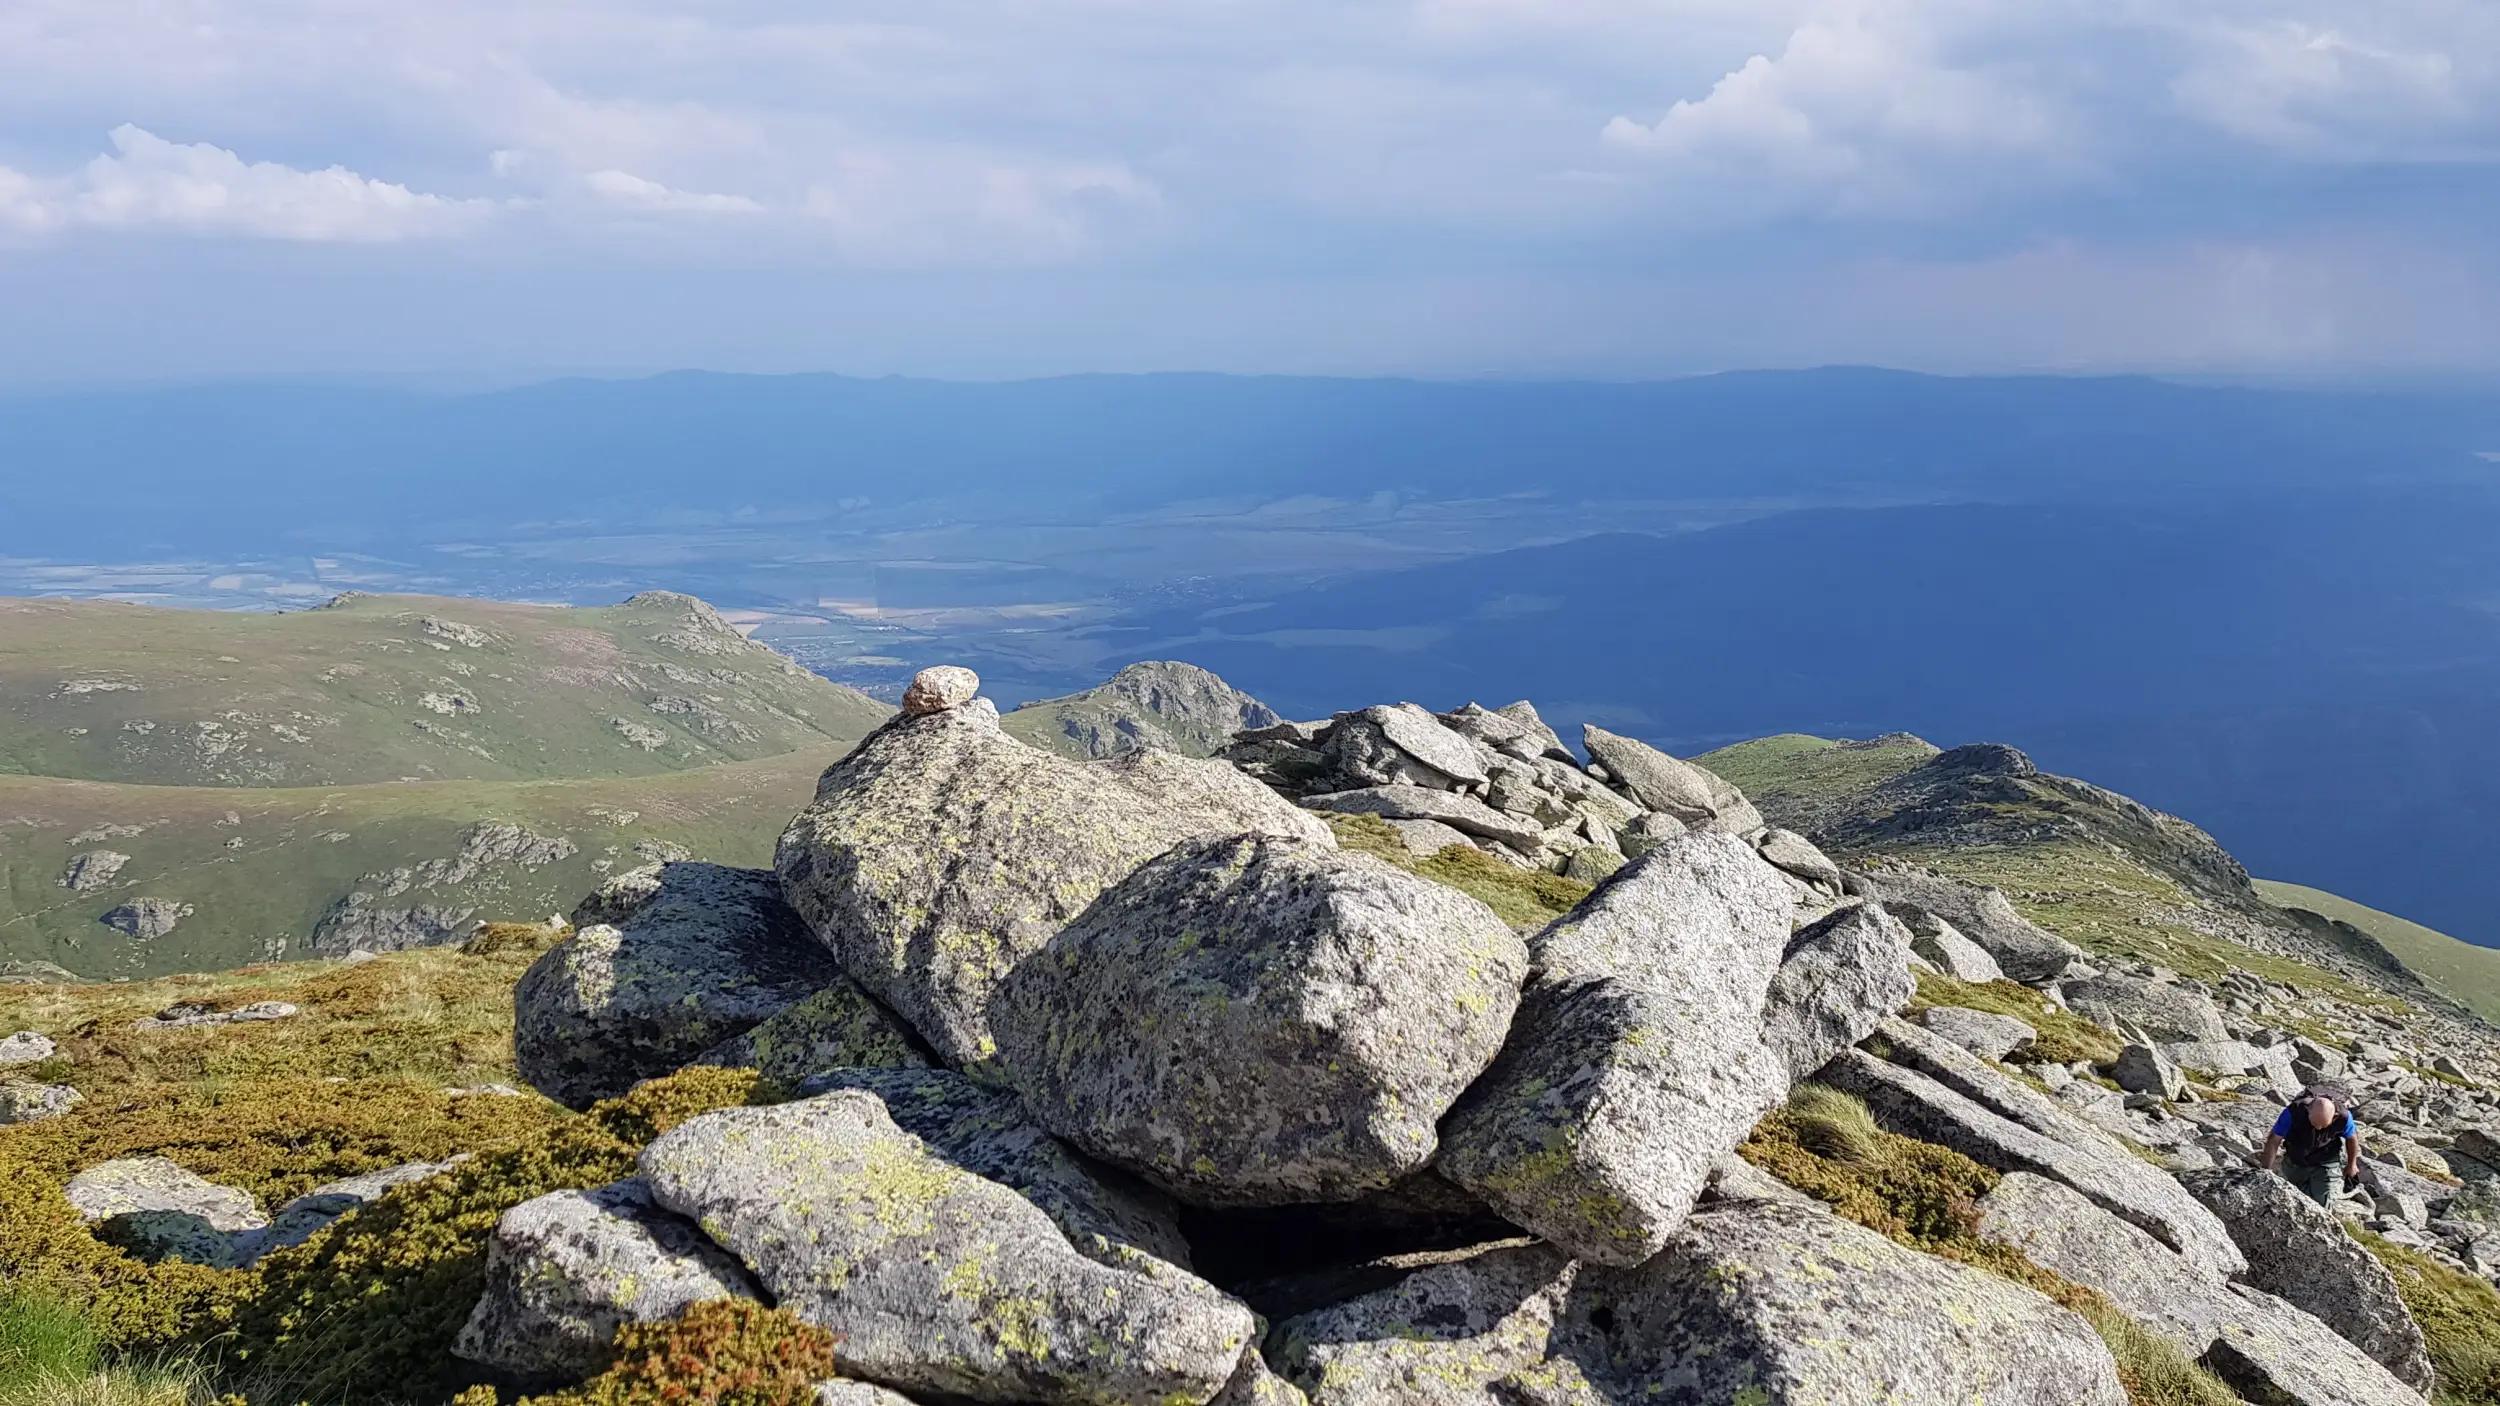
[2,0,2496,384]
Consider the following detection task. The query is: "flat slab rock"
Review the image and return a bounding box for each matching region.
[64,1155,265,1268]
[1853,864,2082,984]
[774,701,1330,1071]
[1824,1017,2245,1277]
[639,1090,1258,1405]
[1274,1198,2125,1406]
[1438,832,1798,1265]
[2182,1167,2436,1392]
[994,833,1526,1207]
[1974,1171,2430,1406]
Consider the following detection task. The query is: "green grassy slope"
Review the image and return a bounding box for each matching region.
[1696,732,1939,806]
[1702,731,2417,1006]
[0,592,889,787]
[2260,880,2500,1023]
[0,751,840,980]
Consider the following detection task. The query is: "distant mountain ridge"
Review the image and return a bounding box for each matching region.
[1003,661,1281,760]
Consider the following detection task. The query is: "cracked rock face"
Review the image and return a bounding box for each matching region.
[1437,832,1799,1265]
[638,1091,1257,1405]
[2183,1167,2438,1392]
[773,702,1329,1071]
[993,833,1527,1207]
[515,861,857,1109]
[454,1179,761,1384]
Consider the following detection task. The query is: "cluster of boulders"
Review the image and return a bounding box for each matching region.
[1223,701,1801,885]
[445,668,2483,1405]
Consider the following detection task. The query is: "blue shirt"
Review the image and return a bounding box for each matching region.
[2272,1107,2356,1139]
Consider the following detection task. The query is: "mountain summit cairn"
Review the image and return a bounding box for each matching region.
[901,665,982,715]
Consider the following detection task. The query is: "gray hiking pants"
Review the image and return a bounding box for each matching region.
[2287,1161,2344,1207]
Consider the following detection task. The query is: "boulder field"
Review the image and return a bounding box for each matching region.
[312,671,2484,1402]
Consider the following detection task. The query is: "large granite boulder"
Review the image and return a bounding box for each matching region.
[2182,1167,2436,1392]
[1824,1018,2245,1276]
[993,834,1526,1206]
[1758,901,1915,1080]
[515,862,855,1109]
[453,1179,760,1384]
[1272,1199,2124,1405]
[639,1091,1257,1405]
[2060,972,2231,1044]
[1852,865,2082,983]
[1439,832,1797,1264]
[1579,724,1762,833]
[796,1066,1192,1269]
[774,699,1328,1070]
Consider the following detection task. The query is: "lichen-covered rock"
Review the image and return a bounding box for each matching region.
[0,1080,81,1124]
[1273,1201,2125,1406]
[1438,832,1797,1265]
[774,702,1328,1071]
[454,1178,760,1384]
[1916,1005,2039,1063]
[1579,724,1761,833]
[641,1092,1257,1405]
[63,1155,266,1268]
[1322,705,1488,789]
[2204,1284,2439,1406]
[2182,1167,2436,1392]
[515,861,844,1109]
[1976,1171,2231,1350]
[797,1066,1192,1269]
[2062,972,2231,1043]
[691,984,930,1087]
[1758,901,1915,1080]
[994,834,1525,1207]
[1824,1019,2246,1277]
[1853,864,2081,983]
[814,1384,923,1406]
[0,1030,56,1065]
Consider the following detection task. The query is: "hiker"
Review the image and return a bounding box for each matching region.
[2260,1084,2361,1206]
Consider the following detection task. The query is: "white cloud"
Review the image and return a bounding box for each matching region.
[0,125,493,241]
[582,168,763,214]
[798,149,1163,267]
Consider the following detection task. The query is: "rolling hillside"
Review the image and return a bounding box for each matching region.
[0,591,889,787]
[2260,880,2500,1025]
[0,752,844,980]
[0,591,895,979]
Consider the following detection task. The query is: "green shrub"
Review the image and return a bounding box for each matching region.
[2078,1302,2242,1406]
[225,1066,772,1405]
[2354,1229,2500,1405]
[0,1074,565,1354]
[520,1300,838,1406]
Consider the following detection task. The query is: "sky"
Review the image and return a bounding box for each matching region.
[2,0,2497,385]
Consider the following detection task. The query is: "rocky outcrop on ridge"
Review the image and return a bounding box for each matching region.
[130,659,2498,1406]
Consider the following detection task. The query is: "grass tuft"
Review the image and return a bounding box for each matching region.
[1326,814,1592,930]
[1910,970,2122,1067]
[2354,1228,2500,1406]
